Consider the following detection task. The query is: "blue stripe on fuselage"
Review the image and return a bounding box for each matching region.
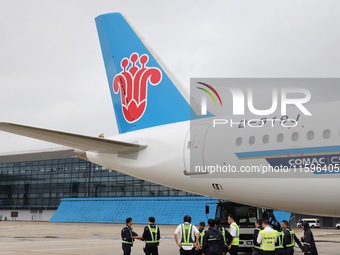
[236,145,340,159]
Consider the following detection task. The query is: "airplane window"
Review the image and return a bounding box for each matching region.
[262,135,269,144]
[292,132,299,141]
[323,129,331,139]
[236,137,242,146]
[307,131,314,140]
[277,133,284,143]
[249,136,255,145]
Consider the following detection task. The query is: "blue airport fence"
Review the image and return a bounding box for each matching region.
[50,196,218,224]
[50,196,290,225]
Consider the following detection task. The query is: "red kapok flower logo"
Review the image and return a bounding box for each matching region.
[112,52,162,123]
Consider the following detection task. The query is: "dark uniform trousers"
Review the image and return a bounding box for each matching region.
[122,243,132,255]
[180,247,195,255]
[252,248,261,255]
[284,247,294,255]
[274,248,285,255]
[144,244,158,255]
[229,245,238,255]
[260,251,275,255]
[205,252,221,255]
[194,248,203,255]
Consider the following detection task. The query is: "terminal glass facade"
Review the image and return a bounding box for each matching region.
[0,153,194,209]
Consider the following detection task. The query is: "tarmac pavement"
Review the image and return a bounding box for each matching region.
[0,221,339,254]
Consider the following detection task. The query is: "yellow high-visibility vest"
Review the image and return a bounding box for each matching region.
[286,228,296,247]
[181,224,195,246]
[254,227,261,249]
[197,230,205,249]
[260,229,276,251]
[145,225,159,244]
[230,222,240,246]
[122,226,134,245]
[274,230,284,249]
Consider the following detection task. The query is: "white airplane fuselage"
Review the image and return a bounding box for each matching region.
[87,102,340,217]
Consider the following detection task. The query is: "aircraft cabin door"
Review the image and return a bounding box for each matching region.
[183,123,210,175]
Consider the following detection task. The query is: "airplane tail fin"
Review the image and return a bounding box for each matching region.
[95,13,191,134]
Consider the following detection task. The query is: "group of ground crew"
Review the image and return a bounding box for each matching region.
[174,215,240,255]
[121,216,161,255]
[252,219,318,255]
[121,215,318,255]
[121,215,239,255]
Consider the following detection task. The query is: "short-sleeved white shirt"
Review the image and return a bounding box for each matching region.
[230,223,237,237]
[174,222,199,250]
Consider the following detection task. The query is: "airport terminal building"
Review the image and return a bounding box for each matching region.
[0,148,216,223]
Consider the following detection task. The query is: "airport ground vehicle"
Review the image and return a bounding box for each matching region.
[297,218,320,228]
[335,222,340,229]
[206,201,277,252]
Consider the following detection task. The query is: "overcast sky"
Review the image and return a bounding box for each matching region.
[1,0,340,153]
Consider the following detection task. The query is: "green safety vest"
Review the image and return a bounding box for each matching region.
[122,226,134,245]
[197,230,205,249]
[145,225,159,244]
[260,229,276,251]
[274,230,284,249]
[181,224,195,246]
[254,228,261,249]
[230,222,240,246]
[286,228,296,247]
[221,227,226,245]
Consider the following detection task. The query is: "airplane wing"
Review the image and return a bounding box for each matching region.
[0,122,147,154]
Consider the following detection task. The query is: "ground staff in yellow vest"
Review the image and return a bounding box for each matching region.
[195,221,206,255]
[273,222,285,255]
[228,215,240,255]
[121,217,141,255]
[174,215,200,255]
[281,220,296,255]
[257,220,277,255]
[142,216,161,255]
[252,219,263,255]
[215,217,232,254]
[281,220,303,255]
